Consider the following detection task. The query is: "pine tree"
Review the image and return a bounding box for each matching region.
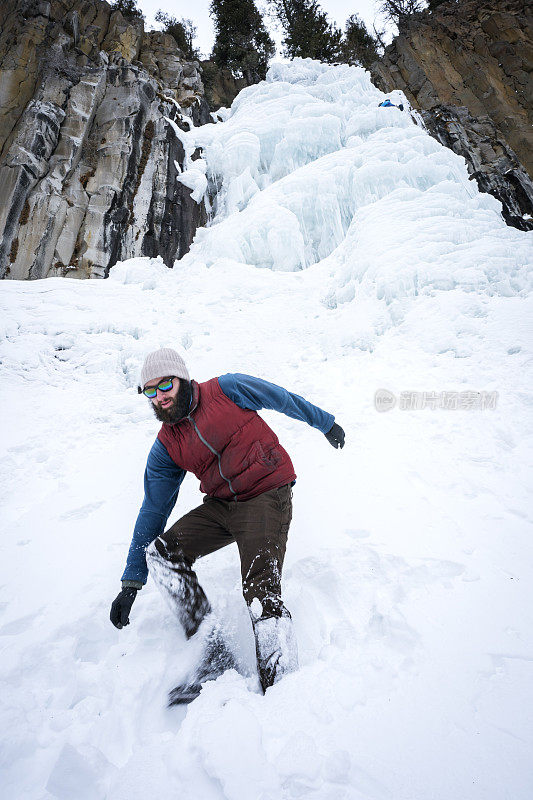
[210,0,276,83]
[378,0,425,31]
[270,0,343,63]
[111,0,144,23]
[339,14,379,70]
[154,11,199,60]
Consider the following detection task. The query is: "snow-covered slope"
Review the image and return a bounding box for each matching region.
[1,60,532,800]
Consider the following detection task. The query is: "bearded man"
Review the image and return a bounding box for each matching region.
[110,348,345,702]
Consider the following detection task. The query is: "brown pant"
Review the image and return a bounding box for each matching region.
[146,483,293,638]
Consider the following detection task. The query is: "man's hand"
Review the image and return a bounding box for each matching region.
[110,587,138,629]
[325,422,345,449]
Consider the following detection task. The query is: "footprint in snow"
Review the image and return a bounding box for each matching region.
[59,501,105,520]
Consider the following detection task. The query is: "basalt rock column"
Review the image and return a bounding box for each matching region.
[0,0,210,280]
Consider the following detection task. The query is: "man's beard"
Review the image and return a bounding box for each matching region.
[151,380,192,424]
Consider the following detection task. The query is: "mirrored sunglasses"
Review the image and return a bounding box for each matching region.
[142,377,175,398]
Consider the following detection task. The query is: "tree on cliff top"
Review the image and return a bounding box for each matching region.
[378,0,424,30]
[155,11,200,60]
[210,0,275,83]
[379,0,454,33]
[111,0,144,23]
[269,0,343,62]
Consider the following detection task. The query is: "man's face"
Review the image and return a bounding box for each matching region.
[145,376,191,424]
[145,375,180,411]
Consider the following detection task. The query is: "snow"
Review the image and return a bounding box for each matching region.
[176,158,208,203]
[1,58,533,799]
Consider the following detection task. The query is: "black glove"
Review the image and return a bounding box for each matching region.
[110,587,138,629]
[325,422,345,449]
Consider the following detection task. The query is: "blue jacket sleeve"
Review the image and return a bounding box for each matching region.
[218,373,335,434]
[121,438,186,585]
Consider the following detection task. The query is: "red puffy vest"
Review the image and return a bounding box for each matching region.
[157,378,296,501]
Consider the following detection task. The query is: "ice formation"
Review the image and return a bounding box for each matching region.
[170,60,530,311]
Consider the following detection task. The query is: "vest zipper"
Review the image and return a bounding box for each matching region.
[186,415,238,500]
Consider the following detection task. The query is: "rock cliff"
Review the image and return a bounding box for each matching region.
[200,60,249,112]
[0,0,211,279]
[372,0,533,230]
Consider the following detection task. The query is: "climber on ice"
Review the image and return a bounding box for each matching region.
[110,348,345,702]
[379,98,404,111]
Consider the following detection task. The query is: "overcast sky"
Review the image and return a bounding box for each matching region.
[136,0,391,61]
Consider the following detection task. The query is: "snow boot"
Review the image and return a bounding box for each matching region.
[146,539,211,638]
[146,540,235,705]
[168,616,236,705]
[252,611,298,693]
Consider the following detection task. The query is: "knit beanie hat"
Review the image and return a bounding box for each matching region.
[138,348,190,392]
